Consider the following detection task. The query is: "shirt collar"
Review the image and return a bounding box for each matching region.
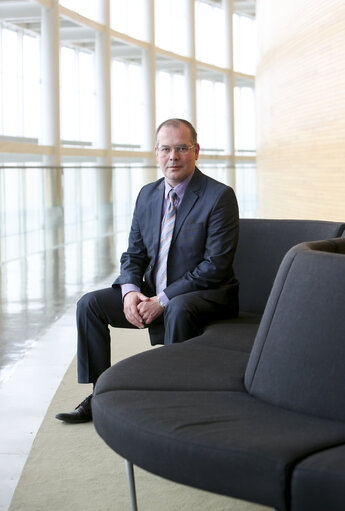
[164,171,194,201]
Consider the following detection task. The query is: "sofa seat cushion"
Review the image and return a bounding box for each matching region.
[291,444,345,511]
[96,341,249,394]
[200,312,261,352]
[96,313,261,395]
[93,389,345,511]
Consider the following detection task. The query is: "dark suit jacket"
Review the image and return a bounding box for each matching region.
[113,167,239,338]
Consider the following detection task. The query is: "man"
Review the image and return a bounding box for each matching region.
[56,118,239,424]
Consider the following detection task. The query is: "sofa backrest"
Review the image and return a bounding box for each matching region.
[234,219,345,314]
[245,238,345,422]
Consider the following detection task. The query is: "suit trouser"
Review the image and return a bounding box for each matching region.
[77,286,235,383]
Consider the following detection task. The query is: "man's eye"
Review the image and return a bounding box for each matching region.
[177,146,188,152]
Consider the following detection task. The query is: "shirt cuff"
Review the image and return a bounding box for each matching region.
[121,284,141,300]
[157,291,169,307]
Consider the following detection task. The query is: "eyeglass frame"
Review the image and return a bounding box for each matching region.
[156,144,196,155]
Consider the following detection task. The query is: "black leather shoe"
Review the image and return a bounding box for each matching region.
[56,394,93,423]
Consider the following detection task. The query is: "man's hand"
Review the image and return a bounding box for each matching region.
[123,291,149,328]
[137,296,164,325]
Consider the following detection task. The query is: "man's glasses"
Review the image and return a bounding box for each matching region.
[157,144,195,155]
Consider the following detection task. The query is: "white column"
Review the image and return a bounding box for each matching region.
[94,0,113,235]
[96,0,112,166]
[142,0,157,181]
[40,0,63,248]
[142,48,156,154]
[223,0,236,187]
[40,0,61,165]
[185,0,197,127]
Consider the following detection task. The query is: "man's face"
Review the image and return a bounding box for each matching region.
[155,123,200,187]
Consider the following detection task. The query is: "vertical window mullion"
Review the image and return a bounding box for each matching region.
[17,30,24,136]
[76,49,81,142]
[0,25,3,134]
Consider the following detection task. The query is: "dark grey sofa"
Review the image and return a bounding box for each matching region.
[93,219,345,511]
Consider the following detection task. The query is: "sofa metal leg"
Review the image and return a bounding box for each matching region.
[125,459,138,511]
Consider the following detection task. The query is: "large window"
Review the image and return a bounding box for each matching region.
[234,84,256,154]
[155,0,188,56]
[156,65,187,126]
[195,0,226,66]
[197,77,226,153]
[0,0,256,265]
[60,0,100,23]
[233,13,257,74]
[0,26,40,138]
[111,58,145,148]
[111,0,147,42]
[60,47,95,144]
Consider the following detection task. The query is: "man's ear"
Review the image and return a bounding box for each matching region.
[194,143,200,160]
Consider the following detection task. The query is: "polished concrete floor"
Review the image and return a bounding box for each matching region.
[0,235,117,510]
[0,235,117,382]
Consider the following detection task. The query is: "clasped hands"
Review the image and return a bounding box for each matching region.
[123,291,164,328]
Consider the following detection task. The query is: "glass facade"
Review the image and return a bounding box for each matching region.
[0,0,256,265]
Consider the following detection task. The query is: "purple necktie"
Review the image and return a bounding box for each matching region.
[156,190,177,294]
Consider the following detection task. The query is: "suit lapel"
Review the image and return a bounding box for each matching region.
[151,179,165,255]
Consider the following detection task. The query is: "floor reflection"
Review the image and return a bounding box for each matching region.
[0,235,118,382]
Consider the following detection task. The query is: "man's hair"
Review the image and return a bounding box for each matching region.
[156,118,198,145]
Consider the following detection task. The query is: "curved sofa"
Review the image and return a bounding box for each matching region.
[93,219,345,511]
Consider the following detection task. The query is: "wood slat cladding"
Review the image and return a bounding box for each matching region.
[256,0,345,220]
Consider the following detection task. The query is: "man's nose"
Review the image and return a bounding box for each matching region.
[169,147,179,158]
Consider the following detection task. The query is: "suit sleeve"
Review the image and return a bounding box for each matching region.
[165,186,239,299]
[112,190,150,289]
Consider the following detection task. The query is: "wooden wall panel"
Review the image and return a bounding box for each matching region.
[256,0,345,220]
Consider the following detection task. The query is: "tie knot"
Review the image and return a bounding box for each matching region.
[168,188,177,210]
[169,189,177,206]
